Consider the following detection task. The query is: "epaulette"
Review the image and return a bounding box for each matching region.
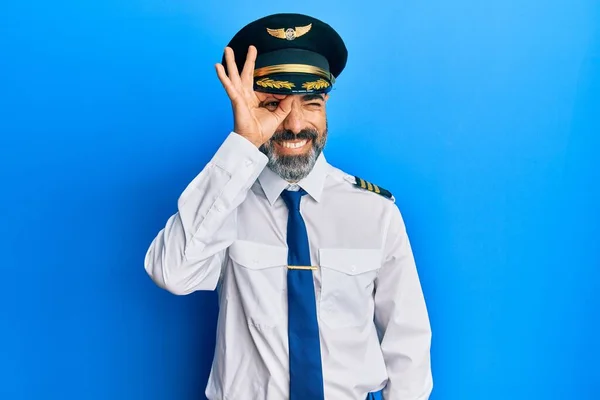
[352,175,394,201]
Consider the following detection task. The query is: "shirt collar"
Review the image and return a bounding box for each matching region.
[258,152,329,205]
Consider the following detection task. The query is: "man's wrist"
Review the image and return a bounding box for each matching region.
[235,132,264,148]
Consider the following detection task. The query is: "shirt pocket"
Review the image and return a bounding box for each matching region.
[229,240,288,328]
[318,248,382,329]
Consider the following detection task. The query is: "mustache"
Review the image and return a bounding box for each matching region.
[270,129,319,142]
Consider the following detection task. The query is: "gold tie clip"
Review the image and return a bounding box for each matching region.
[287,265,318,270]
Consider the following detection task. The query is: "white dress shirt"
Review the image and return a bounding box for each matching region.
[144,132,433,400]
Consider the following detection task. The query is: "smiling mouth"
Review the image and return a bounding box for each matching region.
[274,139,312,153]
[277,139,309,149]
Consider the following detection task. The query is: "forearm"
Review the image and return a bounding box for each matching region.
[379,323,432,400]
[144,132,268,294]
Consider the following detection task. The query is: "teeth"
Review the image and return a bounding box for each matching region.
[280,139,308,149]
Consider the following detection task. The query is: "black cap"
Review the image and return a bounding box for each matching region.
[224,13,348,95]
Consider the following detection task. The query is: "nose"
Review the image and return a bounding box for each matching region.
[282,102,304,134]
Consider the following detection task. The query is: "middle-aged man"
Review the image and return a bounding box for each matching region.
[145,12,433,400]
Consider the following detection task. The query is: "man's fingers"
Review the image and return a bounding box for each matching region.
[272,95,294,121]
[215,63,240,104]
[241,45,257,87]
[223,47,242,89]
[255,92,289,103]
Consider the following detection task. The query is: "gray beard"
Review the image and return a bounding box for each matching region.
[259,128,327,182]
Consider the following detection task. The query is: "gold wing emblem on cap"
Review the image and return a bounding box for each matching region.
[266,23,312,40]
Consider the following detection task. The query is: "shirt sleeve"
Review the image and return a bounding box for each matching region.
[144,132,269,295]
[374,204,433,399]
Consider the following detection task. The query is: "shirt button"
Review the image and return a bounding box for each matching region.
[245,159,254,166]
[350,265,356,272]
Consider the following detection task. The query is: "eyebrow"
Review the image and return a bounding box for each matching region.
[302,94,325,102]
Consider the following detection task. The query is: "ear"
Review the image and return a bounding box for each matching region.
[324,93,330,102]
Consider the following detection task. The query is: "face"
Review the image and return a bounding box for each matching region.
[258,92,329,182]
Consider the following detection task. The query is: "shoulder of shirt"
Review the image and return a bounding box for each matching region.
[326,164,395,203]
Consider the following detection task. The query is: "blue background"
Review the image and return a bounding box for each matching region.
[1,0,599,399]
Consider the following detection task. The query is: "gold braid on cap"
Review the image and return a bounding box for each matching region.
[253,64,334,84]
[255,78,295,90]
[302,79,330,90]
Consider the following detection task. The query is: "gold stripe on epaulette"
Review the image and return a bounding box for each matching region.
[353,175,392,200]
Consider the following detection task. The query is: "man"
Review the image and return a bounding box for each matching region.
[145,13,432,400]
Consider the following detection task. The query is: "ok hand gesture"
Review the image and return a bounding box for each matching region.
[215,46,293,147]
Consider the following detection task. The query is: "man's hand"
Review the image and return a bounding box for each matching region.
[215,46,293,147]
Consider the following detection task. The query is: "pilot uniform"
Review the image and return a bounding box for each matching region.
[145,13,432,400]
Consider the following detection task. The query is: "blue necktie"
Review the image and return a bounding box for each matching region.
[281,189,325,400]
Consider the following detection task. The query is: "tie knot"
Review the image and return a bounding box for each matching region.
[280,189,306,211]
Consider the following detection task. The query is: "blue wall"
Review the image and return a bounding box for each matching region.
[1,0,598,399]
